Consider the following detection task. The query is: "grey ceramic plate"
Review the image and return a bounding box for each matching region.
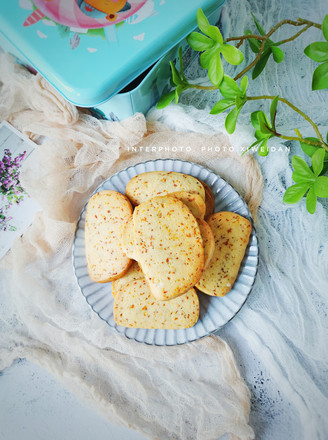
[73,159,258,345]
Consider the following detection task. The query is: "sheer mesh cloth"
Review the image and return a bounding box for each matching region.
[0,53,260,440]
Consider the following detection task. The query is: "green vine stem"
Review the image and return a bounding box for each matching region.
[233,18,321,80]
[275,23,312,45]
[225,18,321,45]
[158,9,328,214]
[170,14,327,152]
[188,84,218,91]
[181,17,321,91]
[247,96,328,150]
[296,17,322,29]
[225,34,265,43]
[178,91,327,150]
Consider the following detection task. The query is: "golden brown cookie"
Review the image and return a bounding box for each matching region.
[198,179,215,218]
[122,216,138,260]
[197,219,215,270]
[167,191,206,219]
[196,212,251,296]
[85,190,133,283]
[133,196,204,300]
[112,261,144,298]
[114,279,199,329]
[125,171,205,205]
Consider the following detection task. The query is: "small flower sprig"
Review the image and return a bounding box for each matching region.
[158,9,328,215]
[0,148,27,231]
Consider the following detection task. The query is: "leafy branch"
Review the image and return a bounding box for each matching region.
[157,8,328,215]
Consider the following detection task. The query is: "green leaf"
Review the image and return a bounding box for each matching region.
[178,47,186,82]
[292,171,312,184]
[220,44,244,65]
[252,49,271,79]
[157,90,175,109]
[251,13,266,36]
[314,175,328,197]
[210,98,235,115]
[299,139,328,173]
[250,111,263,132]
[251,111,272,140]
[208,52,224,86]
[225,107,241,134]
[245,30,261,53]
[258,138,269,156]
[235,95,246,110]
[169,61,183,86]
[196,8,211,35]
[312,148,325,176]
[283,183,311,204]
[200,47,217,69]
[257,111,272,135]
[241,139,262,156]
[300,137,320,157]
[207,26,224,44]
[321,160,328,176]
[270,95,279,128]
[271,46,284,63]
[219,75,241,99]
[306,186,317,214]
[174,88,179,104]
[304,42,328,62]
[196,8,223,43]
[187,32,215,52]
[175,85,185,104]
[322,15,328,41]
[292,156,315,181]
[240,76,248,94]
[312,61,328,90]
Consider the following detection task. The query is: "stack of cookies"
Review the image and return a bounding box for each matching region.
[84,171,252,330]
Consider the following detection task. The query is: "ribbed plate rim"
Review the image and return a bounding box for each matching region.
[72,159,259,346]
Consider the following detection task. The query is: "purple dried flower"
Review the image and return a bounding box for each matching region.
[0,149,28,231]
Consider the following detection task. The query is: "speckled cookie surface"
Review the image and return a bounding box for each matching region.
[85,190,133,283]
[167,191,206,219]
[198,179,215,218]
[197,219,215,270]
[125,171,205,205]
[114,279,199,329]
[196,212,252,297]
[122,216,138,260]
[112,261,144,298]
[133,196,204,300]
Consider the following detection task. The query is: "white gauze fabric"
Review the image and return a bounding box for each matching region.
[0,52,263,440]
[147,0,328,438]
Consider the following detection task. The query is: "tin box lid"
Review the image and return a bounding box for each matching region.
[0,0,224,107]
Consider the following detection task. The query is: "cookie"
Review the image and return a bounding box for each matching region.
[114,279,199,329]
[122,193,206,260]
[198,179,215,218]
[197,219,215,270]
[133,195,204,300]
[168,191,206,219]
[125,171,205,206]
[122,216,138,260]
[85,190,133,283]
[112,261,144,298]
[196,212,252,296]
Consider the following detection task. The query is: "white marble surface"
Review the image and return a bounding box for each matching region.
[0,359,146,440]
[0,333,300,440]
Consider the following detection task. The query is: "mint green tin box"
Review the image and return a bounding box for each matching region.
[0,0,225,120]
